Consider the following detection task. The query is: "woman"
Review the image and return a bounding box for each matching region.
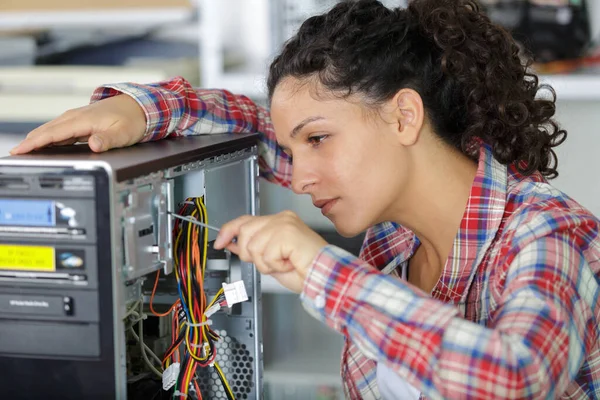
[11,0,600,398]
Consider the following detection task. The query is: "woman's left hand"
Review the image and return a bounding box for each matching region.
[213,211,328,293]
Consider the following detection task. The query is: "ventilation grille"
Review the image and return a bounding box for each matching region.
[196,330,255,399]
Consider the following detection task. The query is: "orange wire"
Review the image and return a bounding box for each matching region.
[150,269,180,317]
[194,380,202,400]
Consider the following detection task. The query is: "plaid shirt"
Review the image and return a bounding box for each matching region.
[93,76,600,399]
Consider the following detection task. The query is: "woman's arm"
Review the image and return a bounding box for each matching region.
[92,76,292,188]
[301,230,599,399]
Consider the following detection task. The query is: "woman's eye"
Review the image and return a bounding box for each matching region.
[308,135,327,146]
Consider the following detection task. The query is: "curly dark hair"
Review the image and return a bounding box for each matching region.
[267,0,567,179]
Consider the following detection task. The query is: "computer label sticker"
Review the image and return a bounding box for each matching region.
[0,244,55,271]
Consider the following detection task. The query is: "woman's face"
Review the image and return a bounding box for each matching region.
[270,77,411,237]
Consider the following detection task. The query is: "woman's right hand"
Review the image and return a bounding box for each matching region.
[9,94,147,155]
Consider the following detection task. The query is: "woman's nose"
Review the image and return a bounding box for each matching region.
[290,158,316,194]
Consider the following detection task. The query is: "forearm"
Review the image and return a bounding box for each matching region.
[300,244,591,399]
[91,76,292,187]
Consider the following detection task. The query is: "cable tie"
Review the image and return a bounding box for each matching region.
[186,319,212,328]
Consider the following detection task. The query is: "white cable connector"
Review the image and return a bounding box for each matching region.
[204,303,221,318]
[222,280,248,307]
[202,342,211,359]
[162,362,181,391]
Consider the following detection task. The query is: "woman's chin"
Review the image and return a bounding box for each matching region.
[332,221,366,238]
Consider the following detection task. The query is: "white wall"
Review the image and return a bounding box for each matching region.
[551,101,600,217]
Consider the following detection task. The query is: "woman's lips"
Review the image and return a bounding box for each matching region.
[314,198,339,215]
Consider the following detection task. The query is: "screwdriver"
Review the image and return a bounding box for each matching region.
[168,212,237,243]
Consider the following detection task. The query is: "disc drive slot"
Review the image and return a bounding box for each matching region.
[0,244,99,288]
[0,319,100,358]
[0,294,72,317]
[0,198,97,242]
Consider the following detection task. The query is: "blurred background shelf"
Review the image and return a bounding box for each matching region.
[0,8,194,31]
[540,73,600,101]
[202,71,600,102]
[0,0,194,31]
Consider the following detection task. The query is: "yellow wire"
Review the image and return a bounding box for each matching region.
[207,288,224,309]
[198,198,235,398]
[183,358,195,396]
[198,201,208,356]
[200,199,213,357]
[198,198,208,280]
[214,361,235,399]
[185,323,210,362]
[194,197,211,357]
[186,210,194,325]
[172,198,235,397]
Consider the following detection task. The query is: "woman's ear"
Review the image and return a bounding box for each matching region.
[391,88,425,147]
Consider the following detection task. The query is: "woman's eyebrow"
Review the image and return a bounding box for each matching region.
[290,116,325,138]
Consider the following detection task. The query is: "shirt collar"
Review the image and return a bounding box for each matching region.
[365,143,507,303]
[431,143,507,304]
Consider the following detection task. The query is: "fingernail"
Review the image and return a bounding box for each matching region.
[90,135,103,151]
[9,143,21,154]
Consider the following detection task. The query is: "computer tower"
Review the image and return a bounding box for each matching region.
[0,133,262,399]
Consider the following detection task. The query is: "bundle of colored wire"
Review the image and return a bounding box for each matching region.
[152,197,235,400]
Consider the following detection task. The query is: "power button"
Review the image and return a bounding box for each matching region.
[63,297,74,316]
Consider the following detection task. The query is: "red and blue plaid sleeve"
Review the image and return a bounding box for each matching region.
[90,76,292,188]
[301,228,599,399]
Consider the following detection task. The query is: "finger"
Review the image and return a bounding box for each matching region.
[10,114,91,154]
[11,132,69,154]
[223,241,241,255]
[88,121,132,152]
[230,217,271,262]
[54,137,84,147]
[88,134,107,152]
[262,236,295,273]
[246,227,276,274]
[87,130,133,153]
[213,215,255,249]
[251,255,273,275]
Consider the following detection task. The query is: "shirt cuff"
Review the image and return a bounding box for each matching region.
[90,84,163,143]
[300,244,373,332]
